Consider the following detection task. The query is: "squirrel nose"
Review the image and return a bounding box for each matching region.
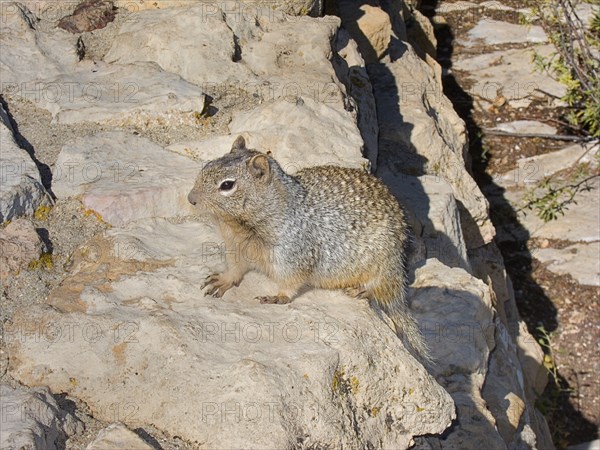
[188,192,197,206]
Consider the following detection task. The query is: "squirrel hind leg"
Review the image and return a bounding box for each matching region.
[257,295,292,304]
[345,276,397,304]
[344,286,370,300]
[256,280,302,305]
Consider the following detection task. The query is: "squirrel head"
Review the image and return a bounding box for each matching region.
[188,136,286,223]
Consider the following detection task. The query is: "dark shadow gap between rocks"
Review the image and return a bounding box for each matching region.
[0,95,55,196]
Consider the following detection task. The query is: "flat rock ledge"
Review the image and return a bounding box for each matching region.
[6,217,455,449]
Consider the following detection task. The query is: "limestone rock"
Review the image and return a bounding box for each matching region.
[236,14,344,107]
[17,61,206,125]
[387,0,409,41]
[338,3,494,248]
[4,1,55,16]
[575,2,598,27]
[104,5,250,86]
[0,1,555,447]
[7,217,455,448]
[453,45,567,108]
[52,131,202,226]
[0,3,80,85]
[498,178,600,243]
[0,3,206,126]
[483,319,537,447]
[407,9,437,59]
[379,170,470,272]
[333,28,379,168]
[0,218,44,277]
[435,1,478,13]
[338,3,392,64]
[467,244,548,395]
[0,105,48,223]
[534,242,600,286]
[371,45,494,248]
[105,5,339,98]
[460,19,547,47]
[410,259,507,448]
[468,243,552,448]
[170,97,367,173]
[510,143,598,185]
[493,120,557,136]
[276,0,325,16]
[0,384,83,450]
[411,260,494,373]
[118,0,204,11]
[441,0,527,14]
[102,4,368,138]
[516,322,549,403]
[229,97,367,171]
[86,423,154,450]
[167,135,234,162]
[136,0,324,16]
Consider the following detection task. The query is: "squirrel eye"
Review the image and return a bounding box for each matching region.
[219,179,236,192]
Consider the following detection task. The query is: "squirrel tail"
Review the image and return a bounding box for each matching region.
[372,275,435,368]
[389,307,435,369]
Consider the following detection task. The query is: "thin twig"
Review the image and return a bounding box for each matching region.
[483,129,598,141]
[518,173,599,213]
[533,87,562,100]
[561,174,599,191]
[546,117,589,131]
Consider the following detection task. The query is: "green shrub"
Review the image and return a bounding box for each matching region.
[533,0,600,137]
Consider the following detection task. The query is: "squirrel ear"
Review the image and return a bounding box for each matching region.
[248,154,271,181]
[230,135,246,153]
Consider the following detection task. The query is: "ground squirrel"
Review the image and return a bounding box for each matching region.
[188,136,430,363]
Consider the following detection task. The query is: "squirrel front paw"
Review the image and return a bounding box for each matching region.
[202,272,239,298]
